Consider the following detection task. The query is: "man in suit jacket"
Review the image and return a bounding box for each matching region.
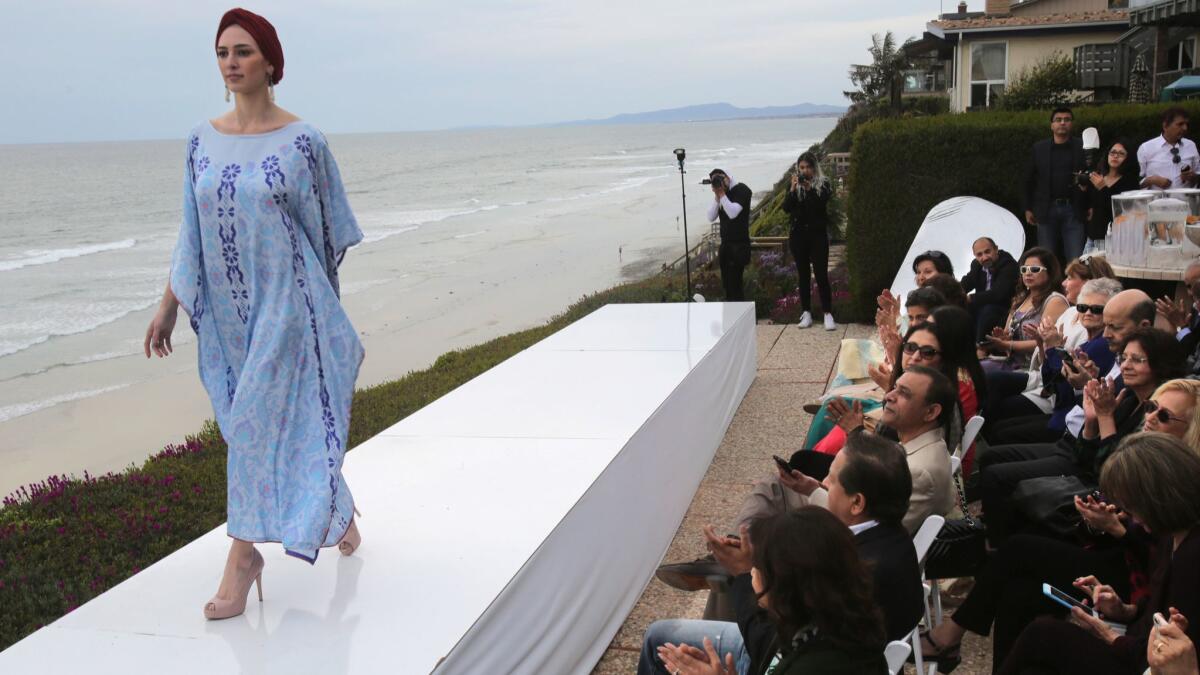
[1024,107,1089,264]
[637,431,926,675]
[961,237,1020,341]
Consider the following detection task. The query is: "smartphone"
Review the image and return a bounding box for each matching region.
[1062,351,1079,372]
[1042,583,1096,616]
[773,455,794,473]
[1154,612,1169,628]
[1089,489,1106,504]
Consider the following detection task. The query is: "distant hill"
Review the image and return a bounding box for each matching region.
[555,102,845,126]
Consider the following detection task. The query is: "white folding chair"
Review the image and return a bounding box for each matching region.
[958,415,984,463]
[910,514,945,675]
[884,639,912,675]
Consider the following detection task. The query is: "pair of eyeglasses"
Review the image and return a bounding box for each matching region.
[1076,303,1105,315]
[1117,352,1149,365]
[903,342,940,358]
[1145,399,1189,425]
[1020,265,1046,274]
[1109,149,1127,157]
[1172,146,1182,164]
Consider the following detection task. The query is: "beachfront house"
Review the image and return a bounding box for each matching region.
[924,0,1131,111]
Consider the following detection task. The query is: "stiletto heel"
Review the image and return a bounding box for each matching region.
[203,548,265,620]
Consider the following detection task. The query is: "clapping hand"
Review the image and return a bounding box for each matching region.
[867,360,893,390]
[1157,296,1192,332]
[1089,171,1107,190]
[1074,494,1126,538]
[826,397,865,432]
[1038,321,1065,350]
[1148,609,1196,675]
[1084,379,1123,419]
[703,523,752,576]
[657,638,737,675]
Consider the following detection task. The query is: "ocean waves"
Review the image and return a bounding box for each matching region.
[0,238,138,273]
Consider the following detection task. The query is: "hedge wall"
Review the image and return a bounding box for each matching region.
[844,102,1200,319]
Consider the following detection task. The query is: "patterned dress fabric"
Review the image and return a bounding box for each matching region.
[170,121,363,562]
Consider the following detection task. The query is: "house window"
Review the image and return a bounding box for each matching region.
[970,42,1007,108]
[1168,38,1196,71]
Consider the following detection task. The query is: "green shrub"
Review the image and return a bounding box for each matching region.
[844,102,1200,319]
[997,52,1077,111]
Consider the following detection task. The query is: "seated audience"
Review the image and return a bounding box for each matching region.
[914,250,955,287]
[924,395,1200,669]
[978,248,1070,385]
[960,237,1019,341]
[986,276,1121,445]
[979,328,1185,545]
[651,508,889,675]
[644,432,922,675]
[997,433,1200,674]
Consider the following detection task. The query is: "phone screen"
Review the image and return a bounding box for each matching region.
[1043,583,1095,615]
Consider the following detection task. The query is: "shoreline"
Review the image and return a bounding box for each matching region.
[0,232,682,499]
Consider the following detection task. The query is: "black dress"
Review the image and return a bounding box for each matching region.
[781,180,833,314]
[1087,172,1141,242]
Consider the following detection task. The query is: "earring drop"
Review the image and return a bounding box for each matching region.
[268,81,275,102]
[224,86,230,103]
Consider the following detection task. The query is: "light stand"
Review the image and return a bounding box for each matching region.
[673,148,692,300]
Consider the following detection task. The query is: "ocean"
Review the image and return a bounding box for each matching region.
[0,117,836,430]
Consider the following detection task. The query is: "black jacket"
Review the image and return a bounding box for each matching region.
[781,181,832,235]
[1025,137,1088,224]
[960,249,1019,308]
[718,182,753,244]
[731,522,922,672]
[1087,172,1142,240]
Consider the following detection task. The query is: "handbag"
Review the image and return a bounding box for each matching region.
[1010,475,1093,537]
[923,467,987,579]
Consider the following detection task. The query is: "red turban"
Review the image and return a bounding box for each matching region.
[216,8,284,85]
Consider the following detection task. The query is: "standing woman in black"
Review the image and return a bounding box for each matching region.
[784,152,836,330]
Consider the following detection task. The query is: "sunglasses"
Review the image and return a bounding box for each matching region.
[1145,399,1189,425]
[903,342,940,359]
[1020,265,1046,274]
[1076,303,1105,315]
[1117,352,1149,365]
[1173,146,1182,164]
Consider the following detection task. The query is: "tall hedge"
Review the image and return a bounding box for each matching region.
[845,102,1200,319]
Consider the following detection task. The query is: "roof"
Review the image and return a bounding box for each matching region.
[930,9,1129,33]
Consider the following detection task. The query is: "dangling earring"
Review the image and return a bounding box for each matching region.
[224,86,230,103]
[267,73,275,102]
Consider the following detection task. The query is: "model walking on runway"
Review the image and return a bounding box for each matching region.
[144,7,365,620]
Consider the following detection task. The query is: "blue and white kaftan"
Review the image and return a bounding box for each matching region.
[170,121,364,562]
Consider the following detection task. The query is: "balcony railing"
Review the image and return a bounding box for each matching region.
[902,69,947,94]
[1075,43,1129,90]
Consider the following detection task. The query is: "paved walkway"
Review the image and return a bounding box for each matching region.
[591,321,993,674]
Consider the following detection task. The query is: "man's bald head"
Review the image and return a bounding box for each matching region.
[1103,289,1155,352]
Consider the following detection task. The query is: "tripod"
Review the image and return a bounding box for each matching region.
[673,148,692,300]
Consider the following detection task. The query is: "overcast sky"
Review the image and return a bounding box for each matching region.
[1,0,942,144]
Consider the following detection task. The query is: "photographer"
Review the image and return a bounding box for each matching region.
[783,152,836,330]
[706,169,752,302]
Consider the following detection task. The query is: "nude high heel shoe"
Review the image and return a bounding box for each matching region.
[204,548,265,620]
[339,508,362,556]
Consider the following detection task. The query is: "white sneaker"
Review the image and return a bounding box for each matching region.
[824,314,837,331]
[798,311,813,328]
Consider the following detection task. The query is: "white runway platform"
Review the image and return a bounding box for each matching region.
[0,302,757,674]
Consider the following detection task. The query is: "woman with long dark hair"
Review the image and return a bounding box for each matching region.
[143,8,364,619]
[656,508,888,674]
[1086,138,1141,254]
[783,152,836,330]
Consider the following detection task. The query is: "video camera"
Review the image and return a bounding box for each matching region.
[701,174,727,188]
